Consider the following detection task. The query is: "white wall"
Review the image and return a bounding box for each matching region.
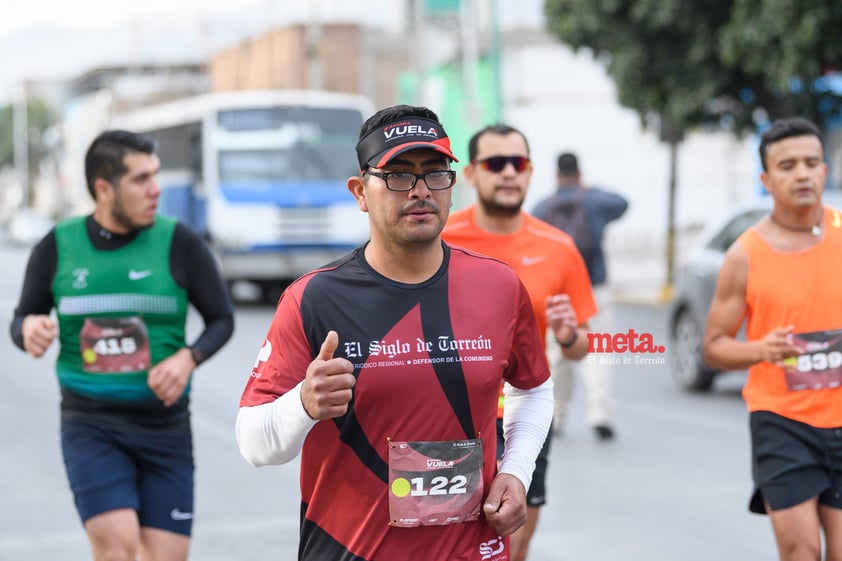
[499,33,760,257]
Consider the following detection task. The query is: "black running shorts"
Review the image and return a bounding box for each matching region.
[749,410,842,514]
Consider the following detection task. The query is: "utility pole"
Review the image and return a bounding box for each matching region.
[488,0,503,122]
[410,0,428,106]
[459,0,481,132]
[307,0,324,90]
[13,83,30,207]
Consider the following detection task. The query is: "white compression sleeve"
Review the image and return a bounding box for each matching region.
[235,382,318,467]
[499,378,554,491]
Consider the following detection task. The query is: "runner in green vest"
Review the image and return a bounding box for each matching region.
[10,130,235,561]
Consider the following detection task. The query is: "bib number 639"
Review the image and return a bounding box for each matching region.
[795,351,842,372]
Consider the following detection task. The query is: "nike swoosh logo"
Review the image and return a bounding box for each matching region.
[521,255,547,266]
[128,269,153,280]
[170,508,193,521]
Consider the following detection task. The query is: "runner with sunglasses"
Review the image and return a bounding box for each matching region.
[443,124,596,561]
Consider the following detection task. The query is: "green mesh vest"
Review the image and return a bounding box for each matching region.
[52,215,189,402]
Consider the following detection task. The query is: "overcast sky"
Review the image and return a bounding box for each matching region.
[0,0,545,102]
[1,0,544,39]
[1,0,317,38]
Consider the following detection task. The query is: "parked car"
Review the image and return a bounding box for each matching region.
[668,193,842,391]
[6,208,55,246]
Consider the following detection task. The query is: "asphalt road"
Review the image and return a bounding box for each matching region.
[0,240,776,561]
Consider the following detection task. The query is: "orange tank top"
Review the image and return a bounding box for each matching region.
[741,205,842,427]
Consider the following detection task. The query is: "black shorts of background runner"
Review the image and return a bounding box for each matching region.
[749,410,842,514]
[496,418,551,507]
[61,394,194,535]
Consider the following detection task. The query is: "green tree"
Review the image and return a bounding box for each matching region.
[544,0,842,290]
[0,104,13,169]
[719,0,842,122]
[0,97,56,204]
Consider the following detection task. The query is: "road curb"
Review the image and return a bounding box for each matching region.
[611,283,673,307]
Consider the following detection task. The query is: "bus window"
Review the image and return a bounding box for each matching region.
[108,90,375,296]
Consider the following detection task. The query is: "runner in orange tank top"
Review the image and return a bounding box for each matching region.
[442,124,596,561]
[703,117,842,561]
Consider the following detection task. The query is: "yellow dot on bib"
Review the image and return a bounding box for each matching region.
[391,477,410,498]
[82,348,97,364]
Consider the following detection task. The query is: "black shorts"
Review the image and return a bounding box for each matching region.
[496,418,551,507]
[60,394,194,535]
[749,410,842,514]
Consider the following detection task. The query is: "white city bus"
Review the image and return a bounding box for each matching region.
[111,89,375,300]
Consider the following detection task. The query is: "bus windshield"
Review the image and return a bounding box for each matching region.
[217,106,362,182]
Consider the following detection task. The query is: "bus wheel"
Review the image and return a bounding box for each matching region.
[257,281,288,306]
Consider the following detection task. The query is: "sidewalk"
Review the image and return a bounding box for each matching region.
[607,247,674,307]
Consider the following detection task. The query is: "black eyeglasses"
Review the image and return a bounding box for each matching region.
[476,155,532,173]
[364,170,456,192]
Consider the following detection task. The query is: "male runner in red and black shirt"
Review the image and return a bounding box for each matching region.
[236,105,554,561]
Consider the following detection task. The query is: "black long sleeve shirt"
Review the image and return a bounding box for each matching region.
[10,215,235,365]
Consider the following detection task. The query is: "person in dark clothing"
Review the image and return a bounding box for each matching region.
[9,129,235,561]
[532,151,628,440]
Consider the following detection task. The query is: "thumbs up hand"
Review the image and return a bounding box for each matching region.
[301,330,356,420]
